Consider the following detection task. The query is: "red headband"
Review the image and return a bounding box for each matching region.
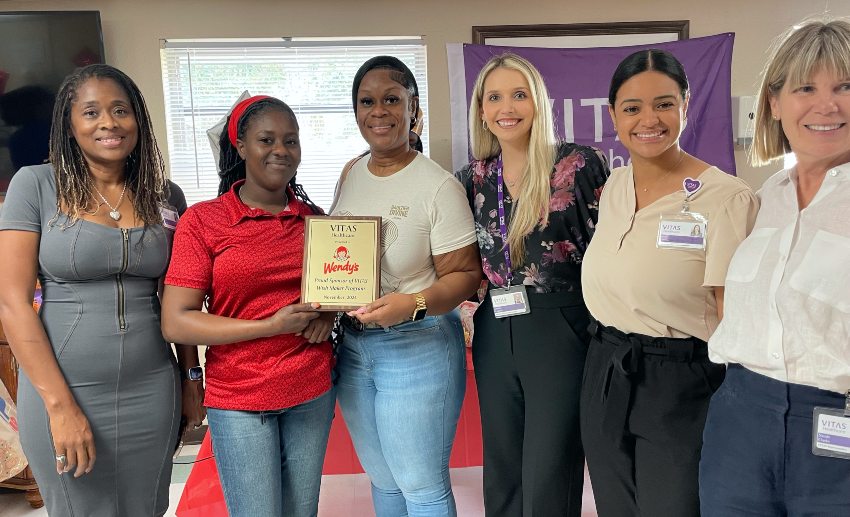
[227,95,271,147]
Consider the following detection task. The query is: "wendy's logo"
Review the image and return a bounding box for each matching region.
[324,246,360,275]
[334,246,350,262]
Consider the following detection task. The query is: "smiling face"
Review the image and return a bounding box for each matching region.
[236,108,301,192]
[355,68,416,156]
[609,70,687,161]
[770,67,850,170]
[69,77,139,171]
[480,67,535,148]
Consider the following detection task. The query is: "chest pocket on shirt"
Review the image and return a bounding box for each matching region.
[789,230,850,313]
[725,227,777,283]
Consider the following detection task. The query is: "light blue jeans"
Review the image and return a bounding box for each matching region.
[337,312,466,517]
[206,387,336,517]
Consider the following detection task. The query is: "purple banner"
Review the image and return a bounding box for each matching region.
[462,33,736,174]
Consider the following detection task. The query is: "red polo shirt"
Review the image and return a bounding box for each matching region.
[165,181,332,411]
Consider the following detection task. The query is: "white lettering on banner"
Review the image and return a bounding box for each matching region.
[580,98,610,143]
[555,97,619,145]
[608,148,629,168]
[561,99,575,142]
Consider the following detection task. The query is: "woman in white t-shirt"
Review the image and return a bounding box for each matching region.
[700,19,850,515]
[580,49,759,516]
[331,56,482,517]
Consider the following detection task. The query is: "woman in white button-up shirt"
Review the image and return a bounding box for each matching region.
[700,19,850,516]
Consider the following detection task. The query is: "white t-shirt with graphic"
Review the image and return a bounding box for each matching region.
[332,153,476,296]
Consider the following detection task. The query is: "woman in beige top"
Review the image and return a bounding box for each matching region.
[580,49,758,516]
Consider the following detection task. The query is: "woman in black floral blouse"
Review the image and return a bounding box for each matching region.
[456,53,609,517]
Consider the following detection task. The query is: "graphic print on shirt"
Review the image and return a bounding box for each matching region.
[336,209,401,295]
[380,206,406,294]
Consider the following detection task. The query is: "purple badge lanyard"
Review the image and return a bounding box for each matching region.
[495,156,513,290]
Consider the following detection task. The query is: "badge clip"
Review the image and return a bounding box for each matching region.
[681,177,702,213]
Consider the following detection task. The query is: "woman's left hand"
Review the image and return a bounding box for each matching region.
[349,293,416,328]
[181,380,206,432]
[298,311,336,343]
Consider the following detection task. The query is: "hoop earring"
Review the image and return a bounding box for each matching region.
[482,120,488,131]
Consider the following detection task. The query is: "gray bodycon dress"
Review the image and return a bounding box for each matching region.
[0,165,181,516]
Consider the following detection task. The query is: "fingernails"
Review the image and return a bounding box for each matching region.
[312,302,321,309]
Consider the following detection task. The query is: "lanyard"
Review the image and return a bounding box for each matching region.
[495,155,513,287]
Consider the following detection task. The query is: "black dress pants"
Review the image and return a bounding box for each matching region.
[579,321,725,517]
[472,290,589,517]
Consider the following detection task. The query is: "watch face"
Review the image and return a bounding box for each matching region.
[187,367,203,381]
[413,309,427,321]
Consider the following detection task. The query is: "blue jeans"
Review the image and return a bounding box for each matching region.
[337,313,466,517]
[206,387,336,517]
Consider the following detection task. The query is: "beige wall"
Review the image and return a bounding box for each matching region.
[1,0,842,189]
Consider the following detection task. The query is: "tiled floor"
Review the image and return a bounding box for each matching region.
[0,447,598,516]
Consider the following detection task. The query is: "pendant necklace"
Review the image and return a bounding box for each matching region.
[92,182,127,221]
[640,151,685,193]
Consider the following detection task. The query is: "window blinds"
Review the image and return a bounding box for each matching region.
[160,39,428,209]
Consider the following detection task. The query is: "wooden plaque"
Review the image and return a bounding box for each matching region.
[301,216,381,311]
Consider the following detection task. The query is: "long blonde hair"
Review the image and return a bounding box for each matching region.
[468,53,556,268]
[751,18,850,166]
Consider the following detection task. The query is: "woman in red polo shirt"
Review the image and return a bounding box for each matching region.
[161,96,335,517]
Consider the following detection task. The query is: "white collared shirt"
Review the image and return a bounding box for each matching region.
[709,162,850,394]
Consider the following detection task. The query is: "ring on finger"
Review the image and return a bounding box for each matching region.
[55,454,67,465]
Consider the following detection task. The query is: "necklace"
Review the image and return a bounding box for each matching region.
[92,182,127,221]
[639,151,685,193]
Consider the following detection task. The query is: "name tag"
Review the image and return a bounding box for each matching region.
[160,207,179,231]
[812,407,850,460]
[657,212,707,250]
[489,285,530,318]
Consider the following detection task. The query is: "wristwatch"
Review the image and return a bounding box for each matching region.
[411,292,428,321]
[181,366,203,382]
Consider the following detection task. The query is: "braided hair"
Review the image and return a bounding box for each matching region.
[49,64,166,226]
[217,97,322,214]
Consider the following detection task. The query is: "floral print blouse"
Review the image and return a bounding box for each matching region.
[456,142,609,293]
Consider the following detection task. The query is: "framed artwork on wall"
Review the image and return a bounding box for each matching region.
[471,20,689,48]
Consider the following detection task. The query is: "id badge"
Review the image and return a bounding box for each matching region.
[812,407,850,460]
[160,206,179,231]
[489,285,530,318]
[657,211,707,250]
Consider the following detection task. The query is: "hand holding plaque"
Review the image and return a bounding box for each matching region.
[301,216,381,311]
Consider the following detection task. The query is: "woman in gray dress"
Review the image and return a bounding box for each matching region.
[0,64,181,516]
